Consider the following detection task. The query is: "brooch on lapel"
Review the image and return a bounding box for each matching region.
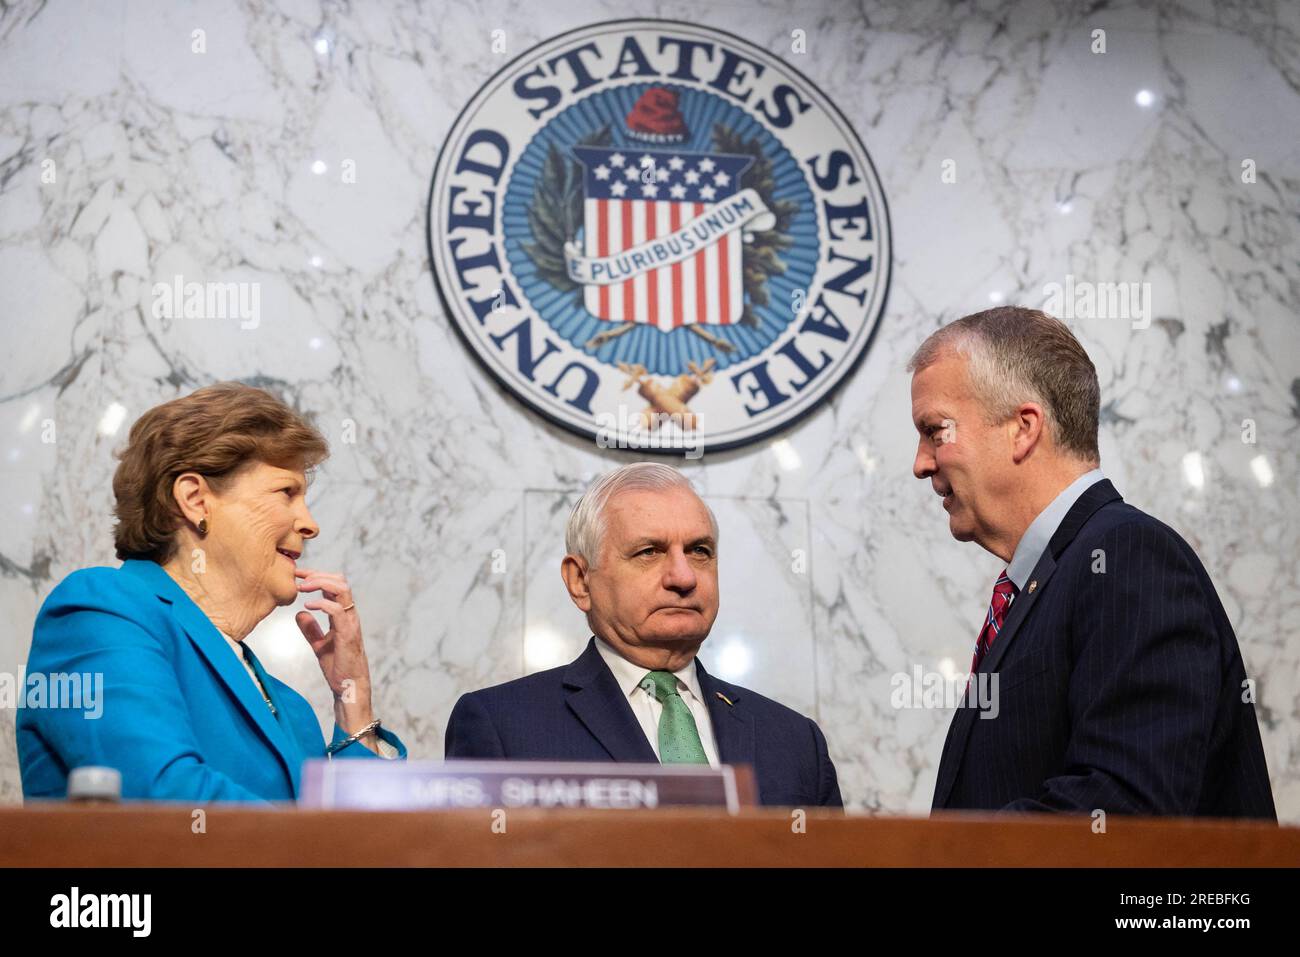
[715,692,735,707]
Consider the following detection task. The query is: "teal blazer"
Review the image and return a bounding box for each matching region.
[17,559,405,802]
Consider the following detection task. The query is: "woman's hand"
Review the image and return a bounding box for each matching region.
[294,568,379,751]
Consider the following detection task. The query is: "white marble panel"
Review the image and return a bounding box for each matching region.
[0,0,1296,818]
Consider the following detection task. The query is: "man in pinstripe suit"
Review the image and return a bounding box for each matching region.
[909,307,1275,819]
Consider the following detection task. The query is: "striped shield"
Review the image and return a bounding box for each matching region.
[572,147,754,331]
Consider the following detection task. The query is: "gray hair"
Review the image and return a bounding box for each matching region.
[906,306,1101,462]
[565,462,718,567]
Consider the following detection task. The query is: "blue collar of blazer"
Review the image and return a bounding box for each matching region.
[119,559,302,789]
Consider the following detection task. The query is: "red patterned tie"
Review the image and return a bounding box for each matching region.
[970,569,1018,674]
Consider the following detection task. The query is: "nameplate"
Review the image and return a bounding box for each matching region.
[299,760,751,812]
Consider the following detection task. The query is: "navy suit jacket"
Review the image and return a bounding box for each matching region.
[445,638,842,808]
[932,480,1275,819]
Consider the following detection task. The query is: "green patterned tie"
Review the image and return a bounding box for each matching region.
[641,671,709,764]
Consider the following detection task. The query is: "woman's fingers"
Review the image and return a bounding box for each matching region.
[295,569,353,602]
[296,571,348,589]
[298,570,363,675]
[295,610,329,651]
[303,597,347,617]
[299,581,350,601]
[303,598,362,645]
[296,568,347,586]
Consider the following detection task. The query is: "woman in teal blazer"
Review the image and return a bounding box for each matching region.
[18,383,405,801]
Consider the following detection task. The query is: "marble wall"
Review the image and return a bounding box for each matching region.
[1,0,1297,819]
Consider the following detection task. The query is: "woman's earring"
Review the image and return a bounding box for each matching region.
[197,517,208,536]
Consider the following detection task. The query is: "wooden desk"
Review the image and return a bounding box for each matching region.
[1,806,1296,867]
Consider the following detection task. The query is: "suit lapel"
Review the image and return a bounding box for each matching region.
[932,480,1123,809]
[1048,479,1122,555]
[696,657,755,768]
[932,548,1058,808]
[242,645,312,776]
[980,480,1121,678]
[563,638,658,762]
[979,552,1058,677]
[240,643,292,729]
[123,561,300,787]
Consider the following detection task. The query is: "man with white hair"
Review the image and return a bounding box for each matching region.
[911,306,1274,818]
[445,462,842,807]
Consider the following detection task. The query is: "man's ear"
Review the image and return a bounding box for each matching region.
[171,471,210,528]
[1010,402,1046,464]
[560,554,593,613]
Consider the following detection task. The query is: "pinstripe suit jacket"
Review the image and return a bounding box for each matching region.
[932,480,1276,819]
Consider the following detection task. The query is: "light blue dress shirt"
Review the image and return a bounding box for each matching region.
[1005,468,1106,592]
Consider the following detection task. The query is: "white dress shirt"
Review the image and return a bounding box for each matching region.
[593,637,720,767]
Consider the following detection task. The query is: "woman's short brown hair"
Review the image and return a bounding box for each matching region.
[112,382,329,563]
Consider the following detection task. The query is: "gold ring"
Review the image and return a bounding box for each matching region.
[341,602,356,612]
